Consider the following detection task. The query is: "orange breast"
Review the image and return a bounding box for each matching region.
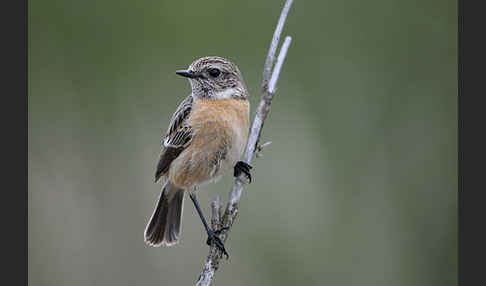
[169,98,250,188]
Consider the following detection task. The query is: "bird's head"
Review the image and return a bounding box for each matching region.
[176,56,248,100]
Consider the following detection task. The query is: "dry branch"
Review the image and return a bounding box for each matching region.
[195,1,294,285]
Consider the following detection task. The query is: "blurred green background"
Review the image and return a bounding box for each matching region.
[28,0,457,285]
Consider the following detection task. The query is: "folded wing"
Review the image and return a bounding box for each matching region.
[155,95,194,182]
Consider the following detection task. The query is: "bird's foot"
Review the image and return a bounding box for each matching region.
[213,226,229,235]
[234,161,253,183]
[206,229,229,259]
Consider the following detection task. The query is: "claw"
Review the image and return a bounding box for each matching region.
[214,226,229,235]
[206,230,229,259]
[234,161,253,183]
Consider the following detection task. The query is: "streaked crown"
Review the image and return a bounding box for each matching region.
[176,56,248,100]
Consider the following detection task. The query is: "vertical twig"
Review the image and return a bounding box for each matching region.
[262,0,295,89]
[195,1,294,285]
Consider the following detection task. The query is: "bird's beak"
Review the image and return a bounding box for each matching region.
[176,70,200,79]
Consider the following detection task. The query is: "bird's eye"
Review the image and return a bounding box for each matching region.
[208,68,221,78]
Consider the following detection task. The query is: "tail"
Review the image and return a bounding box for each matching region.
[144,181,185,247]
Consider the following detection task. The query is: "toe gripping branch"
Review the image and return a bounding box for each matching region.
[206,227,230,259]
[190,193,230,259]
[234,161,253,183]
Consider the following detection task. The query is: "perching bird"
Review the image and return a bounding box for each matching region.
[144,56,253,257]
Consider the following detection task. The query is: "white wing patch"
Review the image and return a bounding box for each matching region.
[163,125,192,148]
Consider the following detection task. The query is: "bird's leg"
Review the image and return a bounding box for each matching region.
[189,192,229,259]
[234,161,253,183]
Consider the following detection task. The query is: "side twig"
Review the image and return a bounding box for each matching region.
[195,1,294,285]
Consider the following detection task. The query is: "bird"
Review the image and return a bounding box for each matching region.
[144,56,253,257]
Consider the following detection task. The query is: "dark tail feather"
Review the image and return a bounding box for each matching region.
[144,182,185,247]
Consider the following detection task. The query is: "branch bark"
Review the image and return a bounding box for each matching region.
[195,1,294,285]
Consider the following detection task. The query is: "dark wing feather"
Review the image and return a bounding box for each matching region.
[154,95,193,182]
